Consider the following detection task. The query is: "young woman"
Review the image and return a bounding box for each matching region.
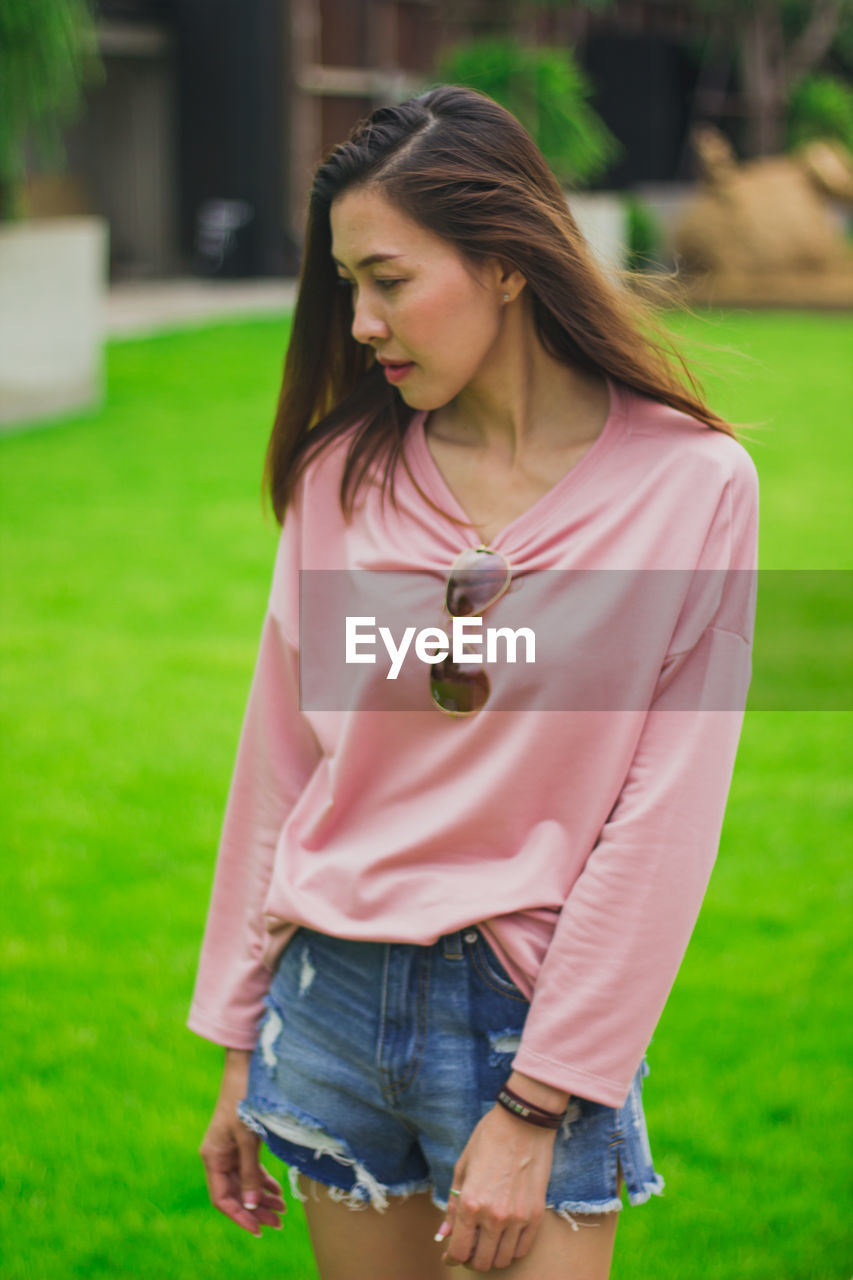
[188,85,758,1278]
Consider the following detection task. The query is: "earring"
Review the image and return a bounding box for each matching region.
[503,293,510,302]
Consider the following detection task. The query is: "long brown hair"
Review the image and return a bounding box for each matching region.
[263,84,735,528]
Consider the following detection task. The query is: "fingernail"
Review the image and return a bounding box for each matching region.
[243,1197,258,1210]
[434,1221,450,1241]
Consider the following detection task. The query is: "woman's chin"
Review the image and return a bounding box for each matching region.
[395,387,427,408]
[396,386,451,412]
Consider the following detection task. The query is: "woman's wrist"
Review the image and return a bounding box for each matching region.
[223,1046,253,1076]
[504,1069,571,1113]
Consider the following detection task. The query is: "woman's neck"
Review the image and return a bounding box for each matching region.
[428,295,608,460]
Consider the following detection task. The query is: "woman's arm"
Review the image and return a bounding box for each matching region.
[197,1047,287,1237]
[511,447,760,1108]
[187,495,323,1049]
[189,495,320,1238]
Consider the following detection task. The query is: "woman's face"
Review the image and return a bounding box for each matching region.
[329,186,515,411]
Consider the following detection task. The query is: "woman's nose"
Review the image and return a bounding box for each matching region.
[351,295,390,347]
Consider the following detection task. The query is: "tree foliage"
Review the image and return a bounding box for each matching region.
[787,72,853,152]
[0,0,102,219]
[489,0,853,157]
[434,36,621,185]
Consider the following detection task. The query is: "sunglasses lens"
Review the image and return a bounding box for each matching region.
[446,548,510,616]
[430,659,491,715]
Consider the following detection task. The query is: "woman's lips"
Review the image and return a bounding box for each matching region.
[383,362,415,384]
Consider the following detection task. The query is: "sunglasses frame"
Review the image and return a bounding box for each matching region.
[430,545,513,718]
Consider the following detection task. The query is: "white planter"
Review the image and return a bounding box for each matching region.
[0,216,109,429]
[565,191,628,277]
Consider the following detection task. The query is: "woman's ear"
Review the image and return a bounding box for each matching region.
[495,259,527,304]
[465,253,526,303]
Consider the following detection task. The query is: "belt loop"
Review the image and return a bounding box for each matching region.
[441,930,464,959]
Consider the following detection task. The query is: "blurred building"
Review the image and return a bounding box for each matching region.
[49,0,726,280]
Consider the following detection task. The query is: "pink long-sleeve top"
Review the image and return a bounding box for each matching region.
[187,376,759,1108]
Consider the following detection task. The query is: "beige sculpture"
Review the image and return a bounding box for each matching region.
[673,125,853,306]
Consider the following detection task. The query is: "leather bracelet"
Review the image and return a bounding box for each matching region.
[495,1087,566,1129]
[499,1084,568,1118]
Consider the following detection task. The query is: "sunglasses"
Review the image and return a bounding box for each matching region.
[430,546,513,716]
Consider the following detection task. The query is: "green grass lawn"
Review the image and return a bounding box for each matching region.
[1,310,851,1279]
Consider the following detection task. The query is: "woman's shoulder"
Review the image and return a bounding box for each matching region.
[619,381,759,496]
[302,417,363,483]
[284,416,367,514]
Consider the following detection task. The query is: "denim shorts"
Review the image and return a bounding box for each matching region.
[237,925,665,1223]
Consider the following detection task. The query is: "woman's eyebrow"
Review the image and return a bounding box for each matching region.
[332,252,404,270]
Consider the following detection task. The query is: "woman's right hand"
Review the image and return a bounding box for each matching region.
[199,1048,287,1238]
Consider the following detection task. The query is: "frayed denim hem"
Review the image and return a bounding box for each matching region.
[238,1095,434,1214]
[432,1174,665,1233]
[551,1195,624,1217]
[431,1190,622,1235]
[286,1162,435,1213]
[625,1172,666,1207]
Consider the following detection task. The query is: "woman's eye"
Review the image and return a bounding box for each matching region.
[335,276,401,292]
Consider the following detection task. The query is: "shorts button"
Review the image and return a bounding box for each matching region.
[464,930,478,943]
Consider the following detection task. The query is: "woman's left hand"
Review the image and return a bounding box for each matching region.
[437,1104,559,1271]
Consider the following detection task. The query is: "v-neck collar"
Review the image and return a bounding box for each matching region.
[407,375,625,551]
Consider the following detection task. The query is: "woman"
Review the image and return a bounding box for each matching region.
[188,85,758,1278]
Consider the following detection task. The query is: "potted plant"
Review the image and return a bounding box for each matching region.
[433,36,626,273]
[0,0,108,428]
